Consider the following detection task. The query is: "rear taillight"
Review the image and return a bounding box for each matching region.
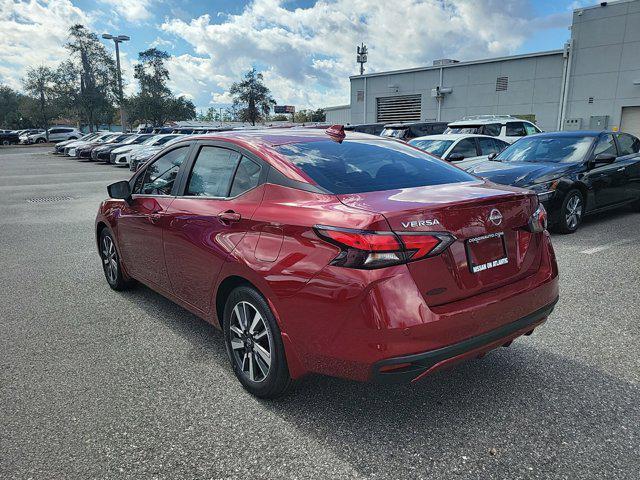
[527,204,547,233]
[314,225,455,269]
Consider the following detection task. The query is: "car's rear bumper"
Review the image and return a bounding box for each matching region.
[370,298,557,383]
[278,231,559,382]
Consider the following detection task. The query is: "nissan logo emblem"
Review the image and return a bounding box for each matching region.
[489,209,503,226]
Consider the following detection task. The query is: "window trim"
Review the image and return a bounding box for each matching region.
[174,140,269,201]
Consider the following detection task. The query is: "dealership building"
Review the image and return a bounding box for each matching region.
[326,0,640,137]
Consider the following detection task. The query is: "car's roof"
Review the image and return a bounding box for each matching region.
[528,130,609,138]
[410,133,500,141]
[187,128,381,147]
[383,121,447,128]
[448,118,531,126]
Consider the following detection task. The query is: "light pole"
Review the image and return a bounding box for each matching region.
[102,33,129,132]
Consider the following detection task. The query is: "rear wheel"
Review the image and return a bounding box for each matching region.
[1,140,9,146]
[554,189,584,234]
[223,286,292,399]
[99,229,133,290]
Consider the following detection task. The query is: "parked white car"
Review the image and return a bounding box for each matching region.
[445,115,542,143]
[408,134,511,162]
[24,127,82,144]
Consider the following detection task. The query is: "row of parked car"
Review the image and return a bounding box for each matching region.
[0,127,83,145]
[346,115,640,233]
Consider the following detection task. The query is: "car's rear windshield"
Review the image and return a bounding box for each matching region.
[275,139,476,194]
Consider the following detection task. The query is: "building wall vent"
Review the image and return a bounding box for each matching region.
[376,94,422,123]
[588,97,594,104]
[496,76,509,92]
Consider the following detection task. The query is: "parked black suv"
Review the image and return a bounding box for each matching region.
[380,121,448,141]
[344,123,386,136]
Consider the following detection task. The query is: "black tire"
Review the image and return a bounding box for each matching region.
[99,229,133,291]
[223,286,292,399]
[553,189,584,234]
[1,140,9,146]
[36,138,46,144]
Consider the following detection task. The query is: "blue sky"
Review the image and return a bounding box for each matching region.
[0,0,584,111]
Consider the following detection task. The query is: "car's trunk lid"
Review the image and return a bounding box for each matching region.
[337,181,542,306]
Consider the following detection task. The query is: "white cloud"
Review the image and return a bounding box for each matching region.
[99,0,153,23]
[0,0,90,89]
[161,0,570,109]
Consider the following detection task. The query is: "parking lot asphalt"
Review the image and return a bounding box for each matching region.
[0,145,638,480]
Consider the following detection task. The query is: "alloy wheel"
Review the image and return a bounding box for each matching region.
[101,235,118,284]
[565,195,582,230]
[229,301,272,383]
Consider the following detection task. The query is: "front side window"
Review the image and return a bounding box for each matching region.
[134,146,189,195]
[380,128,407,139]
[481,123,502,136]
[408,139,454,157]
[449,138,478,159]
[275,139,476,194]
[524,123,540,135]
[506,122,527,137]
[616,133,640,156]
[186,146,241,197]
[478,137,503,155]
[445,126,482,134]
[594,134,617,157]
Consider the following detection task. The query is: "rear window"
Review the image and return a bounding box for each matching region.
[275,139,476,194]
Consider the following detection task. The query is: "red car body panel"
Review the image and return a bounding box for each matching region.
[96,129,559,383]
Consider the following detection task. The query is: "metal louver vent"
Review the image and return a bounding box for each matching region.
[588,97,594,104]
[376,94,421,123]
[27,196,74,203]
[496,76,509,92]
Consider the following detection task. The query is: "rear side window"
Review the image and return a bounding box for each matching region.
[616,133,640,156]
[275,139,476,194]
[230,157,261,196]
[186,146,241,197]
[506,122,527,137]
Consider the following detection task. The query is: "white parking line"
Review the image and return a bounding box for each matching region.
[580,238,635,255]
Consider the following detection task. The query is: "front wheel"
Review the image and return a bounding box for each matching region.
[223,286,292,399]
[554,189,584,234]
[99,229,133,290]
[36,138,46,144]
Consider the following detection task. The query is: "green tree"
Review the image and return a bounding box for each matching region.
[128,48,195,126]
[22,66,57,139]
[293,108,326,123]
[65,24,117,130]
[0,85,23,128]
[229,68,275,125]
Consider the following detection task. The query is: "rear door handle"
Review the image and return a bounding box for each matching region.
[148,213,162,224]
[218,210,241,224]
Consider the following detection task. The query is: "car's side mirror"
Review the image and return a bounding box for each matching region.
[488,152,498,160]
[107,181,132,202]
[447,153,464,162]
[589,153,616,168]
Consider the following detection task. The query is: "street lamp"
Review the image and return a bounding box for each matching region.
[102,33,130,132]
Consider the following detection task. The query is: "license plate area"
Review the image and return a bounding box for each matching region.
[466,232,509,273]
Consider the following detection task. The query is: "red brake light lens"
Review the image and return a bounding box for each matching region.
[314,226,455,269]
[320,229,401,251]
[527,204,548,233]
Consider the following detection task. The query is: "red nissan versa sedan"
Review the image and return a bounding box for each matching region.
[96,126,559,398]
